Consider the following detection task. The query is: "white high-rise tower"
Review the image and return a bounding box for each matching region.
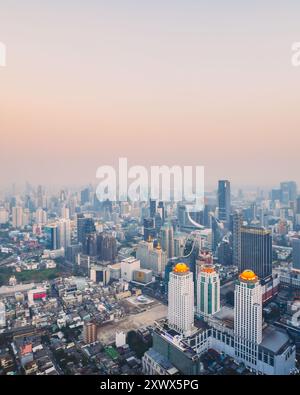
[234,269,262,344]
[168,263,194,337]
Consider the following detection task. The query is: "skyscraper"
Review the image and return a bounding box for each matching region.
[0,301,6,328]
[57,219,71,250]
[143,217,156,241]
[196,264,220,317]
[12,206,23,228]
[77,214,96,246]
[234,270,262,347]
[240,226,272,280]
[218,180,231,225]
[149,199,157,218]
[280,181,297,206]
[161,224,174,259]
[232,210,242,267]
[168,263,194,337]
[292,237,300,271]
[97,232,117,262]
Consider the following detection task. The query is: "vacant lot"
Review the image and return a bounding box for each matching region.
[97,302,167,344]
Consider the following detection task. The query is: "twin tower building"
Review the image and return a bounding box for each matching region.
[168,261,262,347]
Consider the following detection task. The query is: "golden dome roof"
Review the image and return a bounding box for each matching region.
[174,263,189,273]
[239,270,257,282]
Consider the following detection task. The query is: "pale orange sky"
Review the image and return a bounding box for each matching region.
[0,1,300,189]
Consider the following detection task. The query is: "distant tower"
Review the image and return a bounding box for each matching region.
[161,224,174,259]
[232,211,242,267]
[168,263,194,337]
[149,199,157,218]
[0,302,6,328]
[57,219,71,250]
[218,180,231,225]
[196,264,220,317]
[234,270,262,346]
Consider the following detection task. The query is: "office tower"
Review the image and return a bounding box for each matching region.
[150,199,157,218]
[232,210,242,267]
[154,212,163,233]
[211,214,223,253]
[0,208,9,224]
[143,217,156,241]
[97,232,117,262]
[158,201,165,224]
[0,301,6,327]
[12,206,23,228]
[37,185,44,208]
[174,233,186,257]
[280,181,297,205]
[61,206,70,219]
[66,244,82,263]
[83,322,97,344]
[196,264,220,317]
[45,224,58,250]
[168,263,194,337]
[81,187,90,205]
[271,189,281,202]
[218,180,231,225]
[22,208,30,227]
[90,265,110,285]
[161,224,174,259]
[177,204,186,230]
[85,232,98,257]
[35,208,47,225]
[57,219,71,250]
[217,240,232,266]
[121,257,140,282]
[136,239,154,268]
[240,226,272,280]
[234,270,262,345]
[149,243,167,276]
[296,196,300,214]
[77,214,96,245]
[292,238,300,271]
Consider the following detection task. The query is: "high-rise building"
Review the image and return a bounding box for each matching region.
[12,206,23,228]
[149,199,157,218]
[234,270,263,348]
[45,224,58,250]
[61,206,70,219]
[83,322,97,344]
[97,232,117,262]
[157,201,165,224]
[240,226,272,280]
[280,181,297,206]
[77,214,96,247]
[296,196,300,214]
[143,217,156,241]
[168,263,194,337]
[57,219,71,250]
[0,208,9,224]
[35,208,47,225]
[232,210,242,267]
[196,264,220,317]
[85,232,98,257]
[161,224,174,259]
[218,180,231,225]
[0,301,6,328]
[292,237,300,271]
[81,187,90,205]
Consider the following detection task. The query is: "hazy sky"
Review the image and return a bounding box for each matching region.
[0,1,300,190]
